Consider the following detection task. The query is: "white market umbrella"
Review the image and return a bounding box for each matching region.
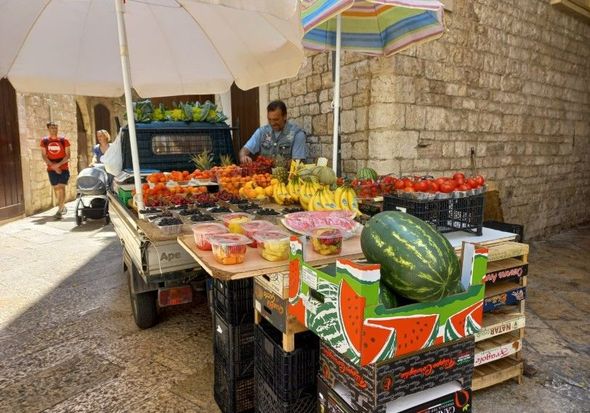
[0,0,305,210]
[301,0,445,173]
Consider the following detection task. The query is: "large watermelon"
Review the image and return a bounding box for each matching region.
[361,211,462,302]
[356,167,378,181]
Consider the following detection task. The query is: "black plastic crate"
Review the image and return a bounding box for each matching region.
[383,193,484,235]
[121,121,235,172]
[214,359,255,413]
[213,278,254,325]
[483,220,525,242]
[254,318,319,402]
[255,369,316,413]
[213,310,255,379]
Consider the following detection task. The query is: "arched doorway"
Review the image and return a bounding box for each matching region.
[76,104,88,171]
[94,104,111,136]
[0,78,24,220]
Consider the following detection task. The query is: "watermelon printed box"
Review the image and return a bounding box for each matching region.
[319,337,475,412]
[317,378,472,413]
[287,238,488,366]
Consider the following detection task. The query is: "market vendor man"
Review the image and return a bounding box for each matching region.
[239,100,307,164]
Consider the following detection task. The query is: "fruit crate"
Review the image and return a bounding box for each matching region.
[213,278,254,325]
[255,369,317,413]
[254,318,319,402]
[214,359,255,413]
[288,238,488,366]
[213,310,255,379]
[383,193,484,235]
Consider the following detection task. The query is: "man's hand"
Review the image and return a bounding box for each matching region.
[50,163,62,174]
[240,154,253,164]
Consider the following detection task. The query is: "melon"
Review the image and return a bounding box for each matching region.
[361,211,462,302]
[356,167,378,181]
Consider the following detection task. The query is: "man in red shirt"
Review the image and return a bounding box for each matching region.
[40,122,71,219]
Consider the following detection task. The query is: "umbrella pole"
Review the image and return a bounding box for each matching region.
[115,0,144,211]
[331,14,342,174]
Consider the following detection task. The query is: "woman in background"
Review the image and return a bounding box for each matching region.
[91,129,111,165]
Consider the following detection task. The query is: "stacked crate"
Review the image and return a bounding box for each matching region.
[212,278,256,413]
[252,273,320,413]
[286,238,487,412]
[473,240,529,390]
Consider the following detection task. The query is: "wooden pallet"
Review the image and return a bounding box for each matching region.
[475,312,526,342]
[486,242,529,263]
[254,308,306,352]
[472,356,524,390]
[475,331,522,367]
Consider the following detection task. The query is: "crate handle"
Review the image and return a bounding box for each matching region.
[309,288,325,304]
[262,274,271,282]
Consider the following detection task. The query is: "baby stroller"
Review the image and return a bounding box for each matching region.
[75,165,110,226]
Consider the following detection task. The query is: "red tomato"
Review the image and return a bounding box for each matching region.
[456,184,470,191]
[434,177,446,186]
[454,176,465,185]
[428,181,439,192]
[465,178,477,189]
[403,186,415,192]
[453,172,465,181]
[440,182,454,193]
[394,180,405,190]
[402,178,414,188]
[474,175,485,186]
[413,180,429,192]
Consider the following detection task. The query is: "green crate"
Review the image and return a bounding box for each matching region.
[118,187,133,206]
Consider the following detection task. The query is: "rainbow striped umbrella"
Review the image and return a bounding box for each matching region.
[300,0,445,171]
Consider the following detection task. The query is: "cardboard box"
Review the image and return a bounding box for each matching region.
[319,337,475,412]
[483,286,526,312]
[288,238,488,365]
[254,280,289,332]
[318,378,472,413]
[255,271,289,299]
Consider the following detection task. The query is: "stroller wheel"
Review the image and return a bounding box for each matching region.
[75,197,83,226]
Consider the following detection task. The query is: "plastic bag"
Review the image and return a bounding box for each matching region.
[101,130,123,176]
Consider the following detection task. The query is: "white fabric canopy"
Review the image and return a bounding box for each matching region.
[0,0,304,97]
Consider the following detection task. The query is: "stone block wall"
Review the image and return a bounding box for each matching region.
[269,0,590,239]
[17,94,77,215]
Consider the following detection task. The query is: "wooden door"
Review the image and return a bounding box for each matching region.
[0,78,24,220]
[77,104,88,171]
[231,84,260,159]
[94,104,111,136]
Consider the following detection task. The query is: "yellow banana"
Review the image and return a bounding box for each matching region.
[312,188,325,211]
[273,183,283,205]
[346,188,361,216]
[322,188,339,211]
[334,186,346,210]
[287,178,300,201]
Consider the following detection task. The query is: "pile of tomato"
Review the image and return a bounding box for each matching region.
[392,173,485,194]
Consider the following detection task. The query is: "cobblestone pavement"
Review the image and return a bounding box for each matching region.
[0,203,588,412]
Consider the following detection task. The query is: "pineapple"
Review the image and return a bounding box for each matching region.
[219,154,234,167]
[191,149,214,171]
[272,166,289,184]
[272,154,289,169]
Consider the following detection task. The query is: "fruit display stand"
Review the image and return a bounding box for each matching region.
[177,234,364,281]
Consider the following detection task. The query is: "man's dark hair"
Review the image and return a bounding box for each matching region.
[46,121,58,127]
[267,100,287,115]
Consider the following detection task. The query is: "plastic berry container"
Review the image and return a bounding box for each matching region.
[207,233,251,265]
[310,226,343,256]
[241,220,278,247]
[221,212,254,234]
[253,230,291,262]
[191,222,228,251]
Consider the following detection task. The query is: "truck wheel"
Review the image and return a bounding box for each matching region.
[126,265,158,329]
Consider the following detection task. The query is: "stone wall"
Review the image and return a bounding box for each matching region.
[269,0,590,239]
[16,93,124,215]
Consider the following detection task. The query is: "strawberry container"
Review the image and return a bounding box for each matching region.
[241,220,277,247]
[208,233,251,265]
[192,222,228,251]
[310,226,343,256]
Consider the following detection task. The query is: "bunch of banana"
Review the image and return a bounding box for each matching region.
[273,181,291,205]
[299,178,320,210]
[308,186,339,211]
[334,185,362,216]
[286,176,301,201]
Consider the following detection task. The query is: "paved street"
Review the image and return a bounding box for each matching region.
[0,203,588,412]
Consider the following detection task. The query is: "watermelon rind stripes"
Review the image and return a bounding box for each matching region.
[361,212,462,302]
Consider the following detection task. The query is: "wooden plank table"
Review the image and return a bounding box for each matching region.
[178,234,364,280]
